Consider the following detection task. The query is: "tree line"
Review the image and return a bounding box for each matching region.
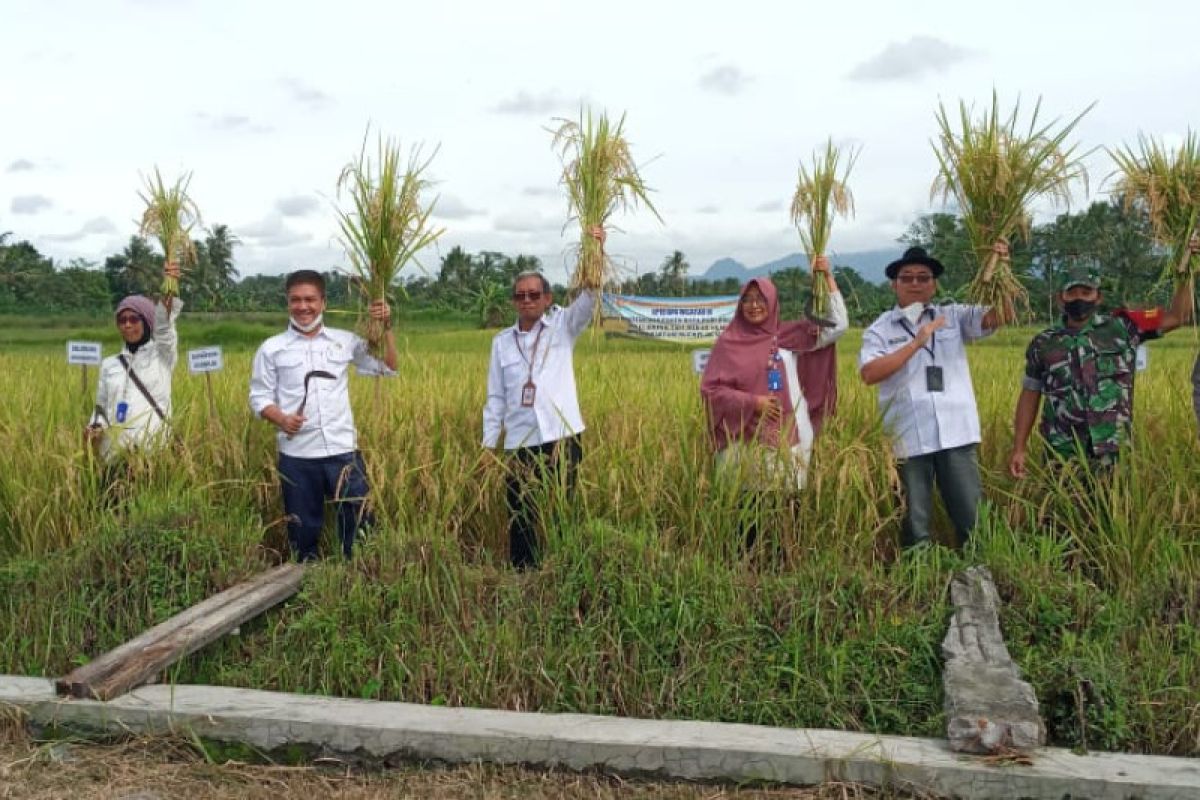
[0,199,1177,324]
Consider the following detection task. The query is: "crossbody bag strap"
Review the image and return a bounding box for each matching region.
[118,354,167,422]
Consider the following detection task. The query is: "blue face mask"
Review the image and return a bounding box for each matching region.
[1064,299,1097,321]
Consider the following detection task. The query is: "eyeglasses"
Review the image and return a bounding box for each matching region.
[116,314,142,325]
[512,291,542,302]
[895,274,934,285]
[740,296,767,307]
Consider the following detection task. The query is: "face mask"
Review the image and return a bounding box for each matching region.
[290,313,323,333]
[1063,299,1096,321]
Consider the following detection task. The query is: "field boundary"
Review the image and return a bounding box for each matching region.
[3,676,1198,799]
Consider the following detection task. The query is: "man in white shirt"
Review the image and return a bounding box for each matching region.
[482,229,601,568]
[859,245,1008,549]
[249,270,397,561]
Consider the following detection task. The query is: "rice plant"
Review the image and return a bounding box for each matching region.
[932,93,1092,323]
[790,138,858,319]
[552,108,662,292]
[138,168,200,309]
[337,131,445,355]
[1110,131,1200,304]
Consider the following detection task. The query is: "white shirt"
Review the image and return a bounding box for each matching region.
[482,290,595,450]
[859,303,992,459]
[249,325,394,458]
[90,300,181,461]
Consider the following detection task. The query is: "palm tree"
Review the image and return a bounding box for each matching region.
[200,224,240,309]
[659,250,689,296]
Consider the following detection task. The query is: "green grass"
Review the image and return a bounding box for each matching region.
[0,313,1197,756]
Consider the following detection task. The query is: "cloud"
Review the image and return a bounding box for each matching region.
[492,89,571,116]
[696,204,720,214]
[698,65,753,96]
[492,208,562,234]
[848,36,974,82]
[281,77,333,109]
[238,214,314,248]
[41,216,118,243]
[196,112,273,134]
[274,194,321,217]
[6,159,35,173]
[754,199,784,213]
[522,185,560,198]
[11,194,53,214]
[433,194,485,220]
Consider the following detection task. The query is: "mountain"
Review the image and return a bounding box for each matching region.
[697,248,897,285]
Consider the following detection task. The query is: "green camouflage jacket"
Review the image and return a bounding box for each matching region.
[1022,313,1156,460]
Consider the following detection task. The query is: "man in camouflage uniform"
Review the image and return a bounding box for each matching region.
[1009,263,1193,476]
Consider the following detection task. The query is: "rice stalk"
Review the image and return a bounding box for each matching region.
[1110,131,1200,306]
[790,138,858,319]
[931,92,1092,323]
[552,109,662,293]
[138,168,200,310]
[337,131,445,355]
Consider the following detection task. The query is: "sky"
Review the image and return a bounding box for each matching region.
[2,0,1199,284]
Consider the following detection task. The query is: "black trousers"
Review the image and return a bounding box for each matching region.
[505,435,582,569]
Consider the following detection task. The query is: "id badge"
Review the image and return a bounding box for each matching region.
[767,368,782,392]
[115,401,129,423]
[926,365,944,392]
[521,381,537,407]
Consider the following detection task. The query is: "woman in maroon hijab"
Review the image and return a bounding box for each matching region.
[700,257,846,495]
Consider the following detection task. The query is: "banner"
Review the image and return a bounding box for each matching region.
[601,294,738,341]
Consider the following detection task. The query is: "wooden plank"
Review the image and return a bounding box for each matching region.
[56,565,292,697]
[57,564,305,700]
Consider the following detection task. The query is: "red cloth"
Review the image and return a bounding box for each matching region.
[1114,307,1164,336]
[700,277,838,451]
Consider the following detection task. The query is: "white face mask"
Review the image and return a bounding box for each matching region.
[901,302,926,326]
[290,313,323,333]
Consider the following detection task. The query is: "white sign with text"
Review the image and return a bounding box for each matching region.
[188,346,224,374]
[691,349,711,375]
[66,341,102,366]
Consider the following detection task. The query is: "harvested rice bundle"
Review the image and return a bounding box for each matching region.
[552,109,661,292]
[790,139,858,320]
[138,168,200,310]
[1110,132,1200,300]
[337,132,444,355]
[932,93,1092,323]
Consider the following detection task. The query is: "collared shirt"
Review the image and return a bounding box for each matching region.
[859,303,993,459]
[482,290,595,450]
[249,325,394,458]
[1023,313,1154,459]
[90,300,182,461]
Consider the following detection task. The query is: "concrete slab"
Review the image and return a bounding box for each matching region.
[2,676,1198,799]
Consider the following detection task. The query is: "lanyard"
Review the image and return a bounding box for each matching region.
[897,312,936,361]
[514,322,546,382]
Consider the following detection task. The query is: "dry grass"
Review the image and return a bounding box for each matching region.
[552,108,662,292]
[138,167,201,306]
[0,728,915,800]
[931,92,1092,322]
[1110,131,1200,299]
[790,139,858,318]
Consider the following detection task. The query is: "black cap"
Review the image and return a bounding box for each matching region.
[885,247,944,280]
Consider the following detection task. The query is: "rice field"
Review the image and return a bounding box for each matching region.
[1,317,1198,757]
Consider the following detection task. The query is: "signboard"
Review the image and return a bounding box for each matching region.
[66,341,102,366]
[1136,343,1148,372]
[692,349,711,375]
[602,293,737,341]
[188,346,224,374]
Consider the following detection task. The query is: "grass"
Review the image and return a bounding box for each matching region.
[0,316,1197,757]
[932,93,1092,322]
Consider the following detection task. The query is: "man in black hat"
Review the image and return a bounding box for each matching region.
[859,243,1010,549]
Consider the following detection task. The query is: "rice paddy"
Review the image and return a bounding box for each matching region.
[0,316,1198,758]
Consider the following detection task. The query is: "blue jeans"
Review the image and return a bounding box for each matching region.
[278,450,372,561]
[898,443,981,548]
